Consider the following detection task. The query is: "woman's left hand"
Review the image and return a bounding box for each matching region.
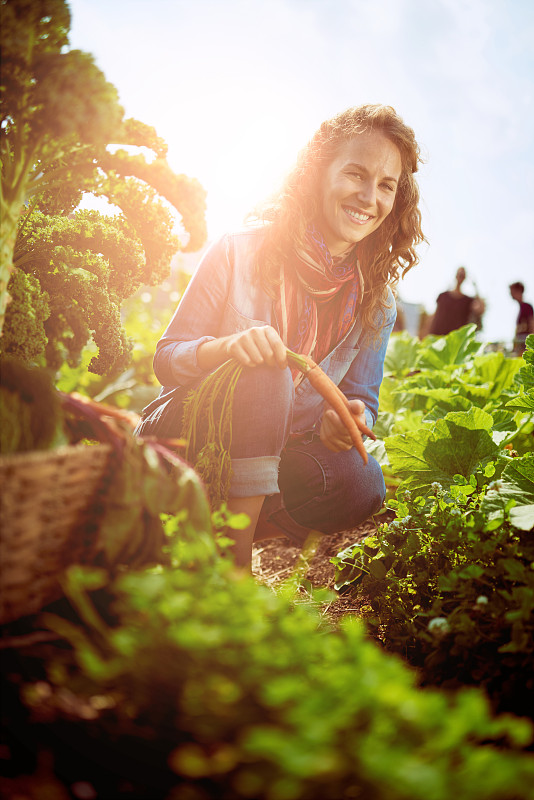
[320,398,368,453]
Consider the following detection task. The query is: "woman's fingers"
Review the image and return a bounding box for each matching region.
[320,408,353,452]
[227,326,287,368]
[265,328,288,368]
[320,401,374,453]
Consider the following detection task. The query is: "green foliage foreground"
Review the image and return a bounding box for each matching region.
[7,520,533,800]
[333,330,534,718]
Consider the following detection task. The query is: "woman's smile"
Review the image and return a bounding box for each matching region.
[342,205,373,224]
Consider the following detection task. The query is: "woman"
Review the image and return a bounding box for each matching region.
[136,104,425,568]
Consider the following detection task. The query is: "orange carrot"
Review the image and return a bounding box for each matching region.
[286,350,375,464]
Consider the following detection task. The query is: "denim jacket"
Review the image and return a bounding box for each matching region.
[150,226,396,434]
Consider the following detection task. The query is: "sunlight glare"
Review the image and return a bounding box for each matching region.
[193,114,305,238]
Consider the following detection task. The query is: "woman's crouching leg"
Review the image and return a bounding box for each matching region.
[262,435,386,547]
[227,364,294,498]
[225,364,294,567]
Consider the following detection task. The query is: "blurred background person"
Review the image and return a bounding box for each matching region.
[424,266,485,336]
[509,281,534,355]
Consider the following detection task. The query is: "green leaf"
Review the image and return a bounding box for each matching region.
[385,409,498,494]
[481,454,534,532]
[505,391,534,412]
[469,351,523,397]
[510,504,534,531]
[368,559,388,580]
[500,559,528,582]
[417,390,472,417]
[418,325,483,370]
[502,454,534,531]
[383,331,422,377]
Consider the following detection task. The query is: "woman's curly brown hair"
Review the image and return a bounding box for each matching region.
[251,104,426,332]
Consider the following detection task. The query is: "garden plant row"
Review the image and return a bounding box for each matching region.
[333,326,534,721]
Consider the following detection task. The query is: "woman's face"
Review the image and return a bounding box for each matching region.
[316,130,402,257]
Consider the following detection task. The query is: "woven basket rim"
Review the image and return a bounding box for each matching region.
[0,441,113,467]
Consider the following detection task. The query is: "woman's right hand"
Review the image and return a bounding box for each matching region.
[197,325,287,372]
[226,325,288,369]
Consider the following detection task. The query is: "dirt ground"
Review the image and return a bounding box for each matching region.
[251,514,389,623]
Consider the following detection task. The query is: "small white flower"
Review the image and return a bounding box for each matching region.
[427,617,450,637]
[476,595,489,605]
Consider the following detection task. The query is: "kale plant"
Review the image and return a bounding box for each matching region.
[0,0,207,374]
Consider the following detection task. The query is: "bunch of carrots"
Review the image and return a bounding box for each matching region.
[180,348,375,508]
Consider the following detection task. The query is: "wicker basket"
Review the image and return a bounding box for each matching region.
[0,443,113,625]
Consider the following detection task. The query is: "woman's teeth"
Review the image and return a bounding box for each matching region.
[343,206,370,222]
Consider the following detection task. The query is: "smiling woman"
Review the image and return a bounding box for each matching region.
[135,104,425,569]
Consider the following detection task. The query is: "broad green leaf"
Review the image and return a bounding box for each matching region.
[502,454,534,531]
[418,325,483,370]
[518,366,534,392]
[396,370,455,395]
[515,336,534,391]
[510,504,534,531]
[469,352,523,396]
[385,409,498,494]
[371,412,396,439]
[383,331,422,377]
[409,387,472,408]
[385,426,434,480]
[365,437,389,467]
[505,391,534,413]
[391,409,426,434]
[481,454,534,532]
[502,453,534,497]
[489,409,519,433]
[377,376,407,415]
[368,559,388,580]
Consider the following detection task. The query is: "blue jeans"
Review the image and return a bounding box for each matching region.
[135,364,386,546]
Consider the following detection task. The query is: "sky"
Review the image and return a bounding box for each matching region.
[67,0,534,343]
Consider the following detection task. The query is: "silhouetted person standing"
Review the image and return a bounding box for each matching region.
[509,281,534,355]
[427,267,485,336]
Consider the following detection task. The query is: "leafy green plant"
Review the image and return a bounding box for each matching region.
[55,278,189,412]
[1,0,206,374]
[333,334,534,716]
[369,326,530,450]
[8,518,533,800]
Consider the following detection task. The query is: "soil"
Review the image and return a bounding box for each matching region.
[251,512,392,623]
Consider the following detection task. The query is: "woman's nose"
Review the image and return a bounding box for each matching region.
[356,180,376,207]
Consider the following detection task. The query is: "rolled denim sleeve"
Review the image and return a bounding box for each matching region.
[153,235,231,388]
[339,295,397,428]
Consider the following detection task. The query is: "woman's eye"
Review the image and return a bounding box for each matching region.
[381,183,395,192]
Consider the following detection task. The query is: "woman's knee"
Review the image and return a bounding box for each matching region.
[230,364,294,458]
[232,364,294,427]
[327,454,386,531]
[346,452,386,519]
[282,444,386,533]
[234,363,293,405]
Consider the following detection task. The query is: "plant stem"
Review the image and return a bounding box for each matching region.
[286,348,312,374]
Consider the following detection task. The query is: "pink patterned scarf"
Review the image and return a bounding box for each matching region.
[276,226,360,383]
